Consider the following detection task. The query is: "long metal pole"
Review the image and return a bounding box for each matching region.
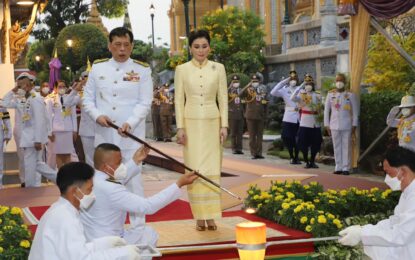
[182,0,191,61]
[108,122,242,201]
[151,14,155,48]
[157,236,340,253]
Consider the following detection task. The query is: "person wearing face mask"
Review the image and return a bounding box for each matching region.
[271,71,301,164]
[386,94,415,152]
[0,107,11,188]
[228,75,245,154]
[245,74,268,159]
[2,73,52,187]
[159,83,174,142]
[338,147,415,259]
[324,73,358,175]
[290,74,323,168]
[65,71,96,166]
[29,162,140,260]
[175,30,228,231]
[40,82,50,98]
[45,80,78,169]
[80,143,198,250]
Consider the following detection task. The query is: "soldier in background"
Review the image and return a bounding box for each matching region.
[228,75,245,154]
[291,74,323,169]
[324,73,358,175]
[245,74,268,159]
[151,85,163,141]
[270,71,301,164]
[159,83,174,142]
[0,107,11,188]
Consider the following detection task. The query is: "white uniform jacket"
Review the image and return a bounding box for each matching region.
[2,90,48,147]
[83,58,153,149]
[387,106,415,152]
[324,90,358,130]
[81,169,181,241]
[361,181,415,259]
[45,93,77,132]
[65,90,95,137]
[0,108,12,140]
[290,86,322,128]
[270,77,300,123]
[29,197,133,260]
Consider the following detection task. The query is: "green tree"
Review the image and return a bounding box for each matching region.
[55,24,110,73]
[33,0,127,40]
[200,6,265,75]
[26,39,55,72]
[363,32,415,92]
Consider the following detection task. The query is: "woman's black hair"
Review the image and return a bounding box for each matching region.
[189,30,210,46]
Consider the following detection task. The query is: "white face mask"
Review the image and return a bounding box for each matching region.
[76,188,96,210]
[107,163,128,180]
[41,88,49,95]
[401,108,412,117]
[289,80,297,87]
[384,170,401,191]
[252,82,259,87]
[58,88,66,95]
[16,88,26,97]
[336,82,345,89]
[232,83,240,88]
[304,85,313,92]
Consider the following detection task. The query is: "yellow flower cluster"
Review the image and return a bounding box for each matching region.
[317,215,327,224]
[20,240,31,248]
[0,206,9,215]
[333,219,343,229]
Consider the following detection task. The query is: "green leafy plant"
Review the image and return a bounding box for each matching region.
[0,206,32,259]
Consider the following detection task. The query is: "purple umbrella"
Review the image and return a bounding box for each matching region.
[48,50,62,91]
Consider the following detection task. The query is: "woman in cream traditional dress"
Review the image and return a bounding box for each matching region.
[175,30,228,231]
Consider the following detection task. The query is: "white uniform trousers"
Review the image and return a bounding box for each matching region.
[23,148,43,187]
[46,141,56,170]
[0,140,4,188]
[13,130,25,183]
[124,225,158,260]
[331,129,352,171]
[122,148,145,229]
[81,136,95,166]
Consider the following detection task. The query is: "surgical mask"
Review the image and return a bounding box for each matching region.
[384,170,401,191]
[402,108,412,117]
[16,88,26,97]
[304,85,313,92]
[252,82,259,87]
[41,88,49,95]
[58,89,66,95]
[233,83,240,88]
[289,80,297,87]
[336,82,345,89]
[76,188,96,210]
[107,163,128,180]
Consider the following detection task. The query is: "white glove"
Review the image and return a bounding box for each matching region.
[92,236,127,250]
[124,245,140,260]
[338,225,362,246]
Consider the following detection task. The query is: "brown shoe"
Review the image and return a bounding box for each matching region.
[196,220,206,231]
[206,219,217,231]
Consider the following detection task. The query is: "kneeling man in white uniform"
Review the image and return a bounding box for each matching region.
[338,146,415,259]
[80,143,197,247]
[29,162,140,260]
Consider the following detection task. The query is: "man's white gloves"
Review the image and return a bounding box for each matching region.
[124,245,140,260]
[338,225,362,246]
[92,236,128,250]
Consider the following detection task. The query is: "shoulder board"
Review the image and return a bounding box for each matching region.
[133,59,149,67]
[2,111,10,120]
[315,90,321,94]
[105,178,122,185]
[93,58,110,64]
[328,89,336,93]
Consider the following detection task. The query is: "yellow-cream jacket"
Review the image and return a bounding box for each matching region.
[174,59,228,128]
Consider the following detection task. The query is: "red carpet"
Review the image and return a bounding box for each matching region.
[25,200,314,259]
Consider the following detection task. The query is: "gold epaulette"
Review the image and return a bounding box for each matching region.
[133,59,149,67]
[93,58,110,64]
[328,89,336,93]
[315,90,321,94]
[106,178,121,185]
[2,112,10,120]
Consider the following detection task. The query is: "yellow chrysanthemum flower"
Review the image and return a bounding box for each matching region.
[286,192,295,199]
[11,207,22,215]
[305,225,312,232]
[310,218,315,224]
[20,240,31,248]
[303,185,310,190]
[300,216,308,224]
[0,246,3,253]
[327,213,335,219]
[281,203,290,209]
[328,200,335,204]
[317,215,327,224]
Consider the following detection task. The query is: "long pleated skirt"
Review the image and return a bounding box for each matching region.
[184,118,222,220]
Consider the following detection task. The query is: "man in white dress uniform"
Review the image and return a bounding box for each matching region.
[29,162,140,260]
[80,143,197,247]
[339,147,415,259]
[83,27,153,231]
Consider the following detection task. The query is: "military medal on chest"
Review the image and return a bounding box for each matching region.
[123,70,140,82]
[398,119,415,143]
